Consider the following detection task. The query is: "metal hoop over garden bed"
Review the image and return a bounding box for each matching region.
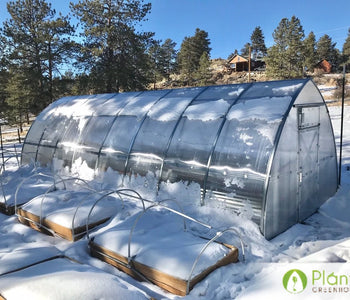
[87,191,245,296]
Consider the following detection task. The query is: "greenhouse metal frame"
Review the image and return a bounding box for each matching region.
[21,79,338,239]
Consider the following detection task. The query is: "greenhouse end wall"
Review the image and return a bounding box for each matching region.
[21,79,338,239]
[262,80,338,239]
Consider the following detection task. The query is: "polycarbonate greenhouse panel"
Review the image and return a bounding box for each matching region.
[71,116,116,169]
[262,104,299,239]
[53,116,89,167]
[97,90,170,173]
[126,88,202,176]
[93,92,142,116]
[21,97,73,164]
[160,84,248,184]
[205,80,303,209]
[36,115,73,165]
[21,79,338,239]
[161,117,222,183]
[101,115,145,169]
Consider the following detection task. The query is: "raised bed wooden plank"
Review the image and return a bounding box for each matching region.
[16,189,123,241]
[17,207,111,241]
[89,239,238,296]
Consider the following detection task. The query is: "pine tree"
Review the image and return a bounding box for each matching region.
[148,38,177,85]
[192,29,211,57]
[317,34,333,60]
[265,16,305,79]
[177,28,211,84]
[194,51,212,86]
[148,40,162,86]
[70,73,92,95]
[240,43,251,57]
[5,67,36,129]
[71,0,153,93]
[41,17,77,102]
[266,18,289,79]
[2,0,75,114]
[177,36,195,81]
[0,34,7,68]
[303,31,317,72]
[342,28,350,68]
[250,26,267,59]
[0,35,8,120]
[316,34,339,70]
[0,71,9,122]
[285,16,305,77]
[160,39,177,79]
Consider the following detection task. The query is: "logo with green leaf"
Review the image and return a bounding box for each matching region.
[282,269,307,294]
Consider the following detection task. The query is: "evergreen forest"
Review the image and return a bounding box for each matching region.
[0,0,350,127]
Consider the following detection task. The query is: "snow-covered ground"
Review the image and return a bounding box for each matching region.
[0,105,349,300]
[318,83,350,100]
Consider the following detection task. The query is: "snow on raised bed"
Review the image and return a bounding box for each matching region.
[90,208,238,295]
[0,164,54,214]
[18,189,123,241]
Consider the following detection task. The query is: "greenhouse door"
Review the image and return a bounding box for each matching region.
[296,104,321,221]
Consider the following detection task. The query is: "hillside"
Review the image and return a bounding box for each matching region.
[153,58,350,103]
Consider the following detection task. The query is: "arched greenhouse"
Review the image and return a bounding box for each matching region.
[21,79,338,239]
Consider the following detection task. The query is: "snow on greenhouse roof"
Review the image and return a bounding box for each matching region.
[42,79,306,120]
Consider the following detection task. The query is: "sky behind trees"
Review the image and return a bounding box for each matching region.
[1,0,349,59]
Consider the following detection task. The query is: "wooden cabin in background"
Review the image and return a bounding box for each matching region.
[227,54,266,72]
[228,54,249,72]
[314,59,332,73]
